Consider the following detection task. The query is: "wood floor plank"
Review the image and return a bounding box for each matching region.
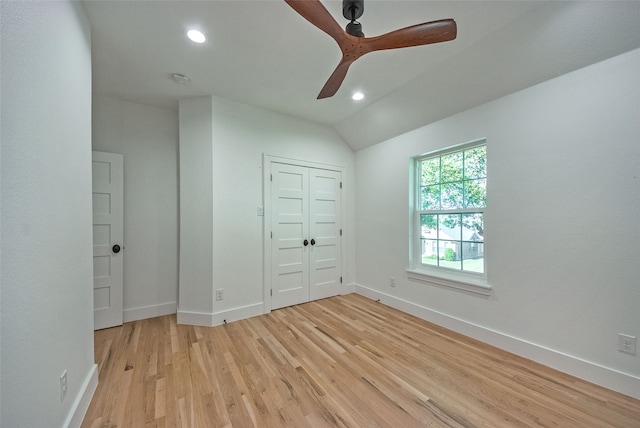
[82,294,640,427]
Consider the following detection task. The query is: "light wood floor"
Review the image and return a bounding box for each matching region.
[82,294,640,427]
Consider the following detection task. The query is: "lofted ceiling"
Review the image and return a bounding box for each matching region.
[83,0,640,151]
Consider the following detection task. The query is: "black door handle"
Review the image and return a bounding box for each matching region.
[310,239,316,246]
[303,239,309,247]
[112,244,121,254]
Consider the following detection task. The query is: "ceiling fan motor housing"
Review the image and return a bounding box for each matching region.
[343,0,364,20]
[346,21,364,38]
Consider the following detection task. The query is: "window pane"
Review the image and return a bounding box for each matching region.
[440,241,461,269]
[421,239,438,265]
[440,214,461,240]
[441,152,463,183]
[464,146,486,179]
[420,185,440,210]
[464,178,486,208]
[462,243,484,273]
[420,214,438,235]
[461,213,483,242]
[420,158,440,186]
[441,182,463,209]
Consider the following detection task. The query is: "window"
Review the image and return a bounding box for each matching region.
[413,141,486,277]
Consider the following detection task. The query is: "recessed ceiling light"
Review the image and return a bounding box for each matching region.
[352,91,365,101]
[187,29,206,44]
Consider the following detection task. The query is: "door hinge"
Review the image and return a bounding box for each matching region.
[270,231,273,239]
[340,229,342,236]
[270,174,273,182]
[270,289,273,296]
[340,181,342,189]
[340,276,343,284]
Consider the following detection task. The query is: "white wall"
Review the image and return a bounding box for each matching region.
[178,97,214,318]
[354,48,640,398]
[92,95,179,321]
[1,1,97,426]
[178,96,355,324]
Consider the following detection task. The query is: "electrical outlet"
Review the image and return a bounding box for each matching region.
[618,333,636,355]
[390,277,396,287]
[216,289,224,301]
[60,370,68,402]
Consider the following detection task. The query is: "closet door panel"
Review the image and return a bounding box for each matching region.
[271,163,310,310]
[309,169,342,301]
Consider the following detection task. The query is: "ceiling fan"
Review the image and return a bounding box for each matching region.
[285,0,457,99]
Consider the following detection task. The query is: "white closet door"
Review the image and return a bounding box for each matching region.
[270,161,342,310]
[309,168,342,301]
[271,163,310,310]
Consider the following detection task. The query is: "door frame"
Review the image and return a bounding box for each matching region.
[262,154,346,313]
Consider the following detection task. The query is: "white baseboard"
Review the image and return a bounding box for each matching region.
[212,302,264,326]
[177,302,264,327]
[343,282,357,294]
[354,283,640,400]
[64,363,98,428]
[177,309,214,326]
[123,302,177,322]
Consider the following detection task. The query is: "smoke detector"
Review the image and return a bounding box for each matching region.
[171,73,191,85]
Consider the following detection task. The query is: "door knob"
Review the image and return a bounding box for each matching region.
[310,239,316,246]
[112,244,121,254]
[303,239,309,247]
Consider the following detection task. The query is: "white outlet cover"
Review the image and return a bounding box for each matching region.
[618,333,636,355]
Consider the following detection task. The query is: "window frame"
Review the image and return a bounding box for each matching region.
[408,139,491,295]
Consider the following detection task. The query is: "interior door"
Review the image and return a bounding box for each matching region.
[271,163,310,309]
[309,168,342,300]
[270,162,342,310]
[92,151,124,330]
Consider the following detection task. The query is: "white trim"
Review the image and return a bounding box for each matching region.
[263,154,345,171]
[406,268,491,296]
[212,302,264,326]
[354,283,640,400]
[414,138,487,159]
[177,309,214,326]
[343,282,357,294]
[123,302,177,322]
[64,363,98,428]
[177,302,264,327]
[262,155,272,312]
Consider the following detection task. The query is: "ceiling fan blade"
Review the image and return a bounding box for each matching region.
[286,1,457,99]
[364,19,457,52]
[284,0,345,43]
[317,58,353,99]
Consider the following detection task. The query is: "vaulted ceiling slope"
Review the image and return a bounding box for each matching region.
[83,0,640,151]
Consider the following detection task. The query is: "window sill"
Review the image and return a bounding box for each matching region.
[406,268,492,296]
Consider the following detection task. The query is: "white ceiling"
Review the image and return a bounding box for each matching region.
[83,0,640,150]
